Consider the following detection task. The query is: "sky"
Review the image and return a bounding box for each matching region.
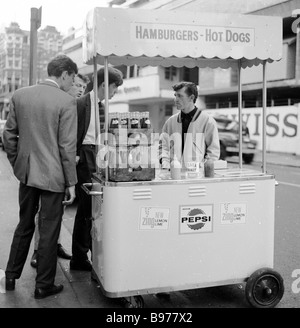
[0,0,110,35]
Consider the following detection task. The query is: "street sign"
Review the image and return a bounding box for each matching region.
[37,6,42,29]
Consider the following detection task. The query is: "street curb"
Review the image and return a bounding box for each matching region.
[253,159,300,168]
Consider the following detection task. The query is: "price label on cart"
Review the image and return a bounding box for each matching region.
[139,207,170,230]
[220,203,247,224]
[180,205,213,234]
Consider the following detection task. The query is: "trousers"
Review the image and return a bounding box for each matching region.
[6,183,64,288]
[72,145,96,262]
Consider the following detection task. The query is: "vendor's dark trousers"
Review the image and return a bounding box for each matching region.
[72,185,92,262]
[72,145,95,262]
[5,183,64,289]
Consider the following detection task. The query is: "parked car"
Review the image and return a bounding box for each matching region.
[0,119,6,151]
[214,115,257,164]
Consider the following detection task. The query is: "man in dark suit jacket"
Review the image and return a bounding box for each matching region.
[3,55,78,299]
[70,67,123,271]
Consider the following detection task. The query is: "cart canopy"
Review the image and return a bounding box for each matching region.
[83,7,282,69]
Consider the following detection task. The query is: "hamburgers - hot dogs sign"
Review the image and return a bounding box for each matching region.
[133,23,254,46]
[83,8,281,68]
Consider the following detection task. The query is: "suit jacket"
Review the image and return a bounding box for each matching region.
[76,92,104,155]
[3,80,78,193]
[76,93,92,154]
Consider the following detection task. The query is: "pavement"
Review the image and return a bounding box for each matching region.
[253,150,300,168]
[0,149,299,309]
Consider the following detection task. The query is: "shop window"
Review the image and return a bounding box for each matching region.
[15,78,20,90]
[165,66,177,81]
[8,78,12,92]
[127,65,139,78]
[165,104,173,117]
[182,67,199,84]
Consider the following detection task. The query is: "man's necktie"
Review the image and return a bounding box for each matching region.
[98,102,104,130]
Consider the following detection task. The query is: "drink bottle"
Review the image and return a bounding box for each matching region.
[110,112,119,129]
[143,111,151,128]
[120,113,128,128]
[204,159,214,177]
[170,156,181,180]
[130,112,139,128]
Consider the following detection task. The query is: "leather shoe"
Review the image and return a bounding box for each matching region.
[30,251,37,268]
[34,284,64,299]
[57,244,72,260]
[70,259,92,271]
[5,278,15,291]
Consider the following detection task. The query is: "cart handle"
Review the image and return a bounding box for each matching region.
[81,183,103,196]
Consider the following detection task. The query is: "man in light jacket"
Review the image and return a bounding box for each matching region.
[3,54,78,299]
[159,81,220,170]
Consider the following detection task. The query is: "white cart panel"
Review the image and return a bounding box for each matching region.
[91,174,275,297]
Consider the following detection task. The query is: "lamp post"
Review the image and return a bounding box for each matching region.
[29,7,42,86]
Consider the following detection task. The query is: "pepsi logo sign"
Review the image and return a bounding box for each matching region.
[180,205,213,234]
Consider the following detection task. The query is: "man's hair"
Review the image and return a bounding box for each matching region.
[77,73,89,84]
[47,54,78,77]
[172,81,198,104]
[93,66,123,88]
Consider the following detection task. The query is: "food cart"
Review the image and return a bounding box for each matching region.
[82,7,284,308]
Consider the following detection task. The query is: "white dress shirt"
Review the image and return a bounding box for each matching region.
[82,90,99,145]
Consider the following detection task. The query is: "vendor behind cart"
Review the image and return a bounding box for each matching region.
[158,81,220,170]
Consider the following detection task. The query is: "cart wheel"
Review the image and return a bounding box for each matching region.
[245,268,284,308]
[121,296,144,308]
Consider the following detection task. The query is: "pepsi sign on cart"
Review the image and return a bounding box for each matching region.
[179,205,213,234]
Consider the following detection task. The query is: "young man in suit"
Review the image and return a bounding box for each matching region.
[68,73,90,98]
[70,67,123,271]
[4,54,78,299]
[30,73,90,269]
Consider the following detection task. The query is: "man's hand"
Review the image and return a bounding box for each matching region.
[63,186,76,206]
[76,156,80,165]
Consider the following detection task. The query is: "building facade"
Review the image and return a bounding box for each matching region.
[0,23,28,119]
[0,23,63,119]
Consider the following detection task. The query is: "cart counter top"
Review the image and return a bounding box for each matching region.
[93,168,275,187]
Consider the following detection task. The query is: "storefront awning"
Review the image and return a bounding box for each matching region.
[83,7,282,69]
